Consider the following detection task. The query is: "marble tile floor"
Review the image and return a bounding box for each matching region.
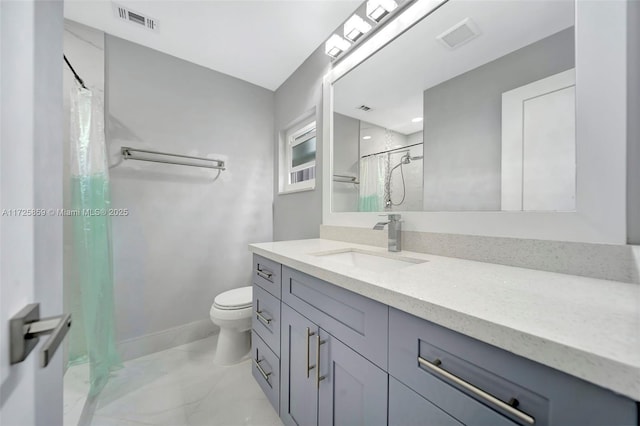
[63,335,283,426]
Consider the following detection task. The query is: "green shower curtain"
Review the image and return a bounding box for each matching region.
[358,154,386,211]
[68,86,121,396]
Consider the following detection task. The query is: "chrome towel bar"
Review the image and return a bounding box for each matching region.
[121,146,225,171]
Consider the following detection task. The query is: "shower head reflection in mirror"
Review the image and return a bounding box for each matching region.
[386,152,424,208]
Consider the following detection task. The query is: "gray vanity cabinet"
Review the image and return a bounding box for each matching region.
[281,304,320,426]
[251,254,638,426]
[389,377,463,426]
[251,255,283,416]
[317,327,387,426]
[281,266,389,370]
[281,303,388,426]
[389,307,638,426]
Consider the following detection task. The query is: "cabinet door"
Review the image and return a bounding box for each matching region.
[318,329,388,426]
[281,304,319,426]
[389,377,462,426]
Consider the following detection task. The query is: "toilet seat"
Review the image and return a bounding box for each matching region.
[213,286,252,310]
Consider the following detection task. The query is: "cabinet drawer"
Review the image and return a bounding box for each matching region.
[251,331,280,415]
[252,284,281,356]
[389,308,637,426]
[253,255,281,298]
[282,266,389,370]
[389,376,462,426]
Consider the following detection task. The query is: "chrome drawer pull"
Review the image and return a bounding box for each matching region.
[316,335,326,388]
[256,310,272,325]
[417,357,535,425]
[256,268,273,280]
[254,358,272,382]
[306,327,316,377]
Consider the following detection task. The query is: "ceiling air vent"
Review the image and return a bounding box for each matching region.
[436,18,480,50]
[357,105,372,112]
[113,3,158,32]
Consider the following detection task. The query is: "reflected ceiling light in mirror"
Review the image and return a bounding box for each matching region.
[344,14,372,42]
[325,34,351,58]
[366,0,398,23]
[362,136,372,140]
[411,117,423,123]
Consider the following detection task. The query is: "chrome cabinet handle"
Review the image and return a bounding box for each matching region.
[418,357,535,425]
[256,267,273,280]
[316,335,326,388]
[256,310,272,326]
[306,327,316,377]
[254,358,272,382]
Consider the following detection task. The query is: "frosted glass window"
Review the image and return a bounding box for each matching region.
[292,136,316,168]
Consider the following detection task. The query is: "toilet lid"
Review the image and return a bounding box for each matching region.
[214,286,252,310]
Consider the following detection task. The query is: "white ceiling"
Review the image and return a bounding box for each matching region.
[334,0,575,135]
[64,0,361,91]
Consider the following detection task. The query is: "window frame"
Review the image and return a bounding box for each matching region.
[280,116,317,194]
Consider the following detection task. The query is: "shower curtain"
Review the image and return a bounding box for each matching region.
[69,86,121,396]
[358,155,386,211]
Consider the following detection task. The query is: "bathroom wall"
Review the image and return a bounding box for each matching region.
[422,28,574,211]
[1,1,64,423]
[332,112,360,212]
[628,0,640,245]
[106,35,274,357]
[273,46,331,240]
[62,19,105,366]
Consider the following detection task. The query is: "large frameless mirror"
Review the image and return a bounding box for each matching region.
[331,0,576,213]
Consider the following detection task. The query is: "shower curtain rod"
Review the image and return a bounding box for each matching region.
[121,146,226,171]
[63,54,87,89]
[360,142,423,159]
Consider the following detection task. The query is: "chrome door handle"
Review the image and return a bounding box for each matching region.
[316,334,326,388]
[306,327,316,377]
[418,357,535,425]
[256,310,272,325]
[254,358,272,382]
[256,268,272,280]
[10,303,72,367]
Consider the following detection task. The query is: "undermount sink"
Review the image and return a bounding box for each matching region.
[312,249,427,272]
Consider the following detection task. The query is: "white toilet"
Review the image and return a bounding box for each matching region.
[209,286,253,365]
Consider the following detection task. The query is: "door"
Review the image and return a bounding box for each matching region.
[0,1,65,425]
[317,329,387,426]
[281,304,319,426]
[501,69,576,211]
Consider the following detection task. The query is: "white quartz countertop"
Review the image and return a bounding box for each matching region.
[249,238,640,401]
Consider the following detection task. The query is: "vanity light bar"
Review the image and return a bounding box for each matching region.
[366,0,398,23]
[324,0,402,59]
[325,34,351,58]
[344,14,372,42]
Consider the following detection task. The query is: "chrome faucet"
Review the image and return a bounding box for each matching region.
[373,214,402,252]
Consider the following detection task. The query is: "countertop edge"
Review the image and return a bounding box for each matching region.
[249,244,640,401]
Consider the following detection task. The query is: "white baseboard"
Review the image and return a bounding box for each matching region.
[117,319,218,362]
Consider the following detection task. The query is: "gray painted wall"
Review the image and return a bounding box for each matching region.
[332,112,360,212]
[628,1,640,244]
[423,28,574,211]
[106,35,274,342]
[273,46,331,240]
